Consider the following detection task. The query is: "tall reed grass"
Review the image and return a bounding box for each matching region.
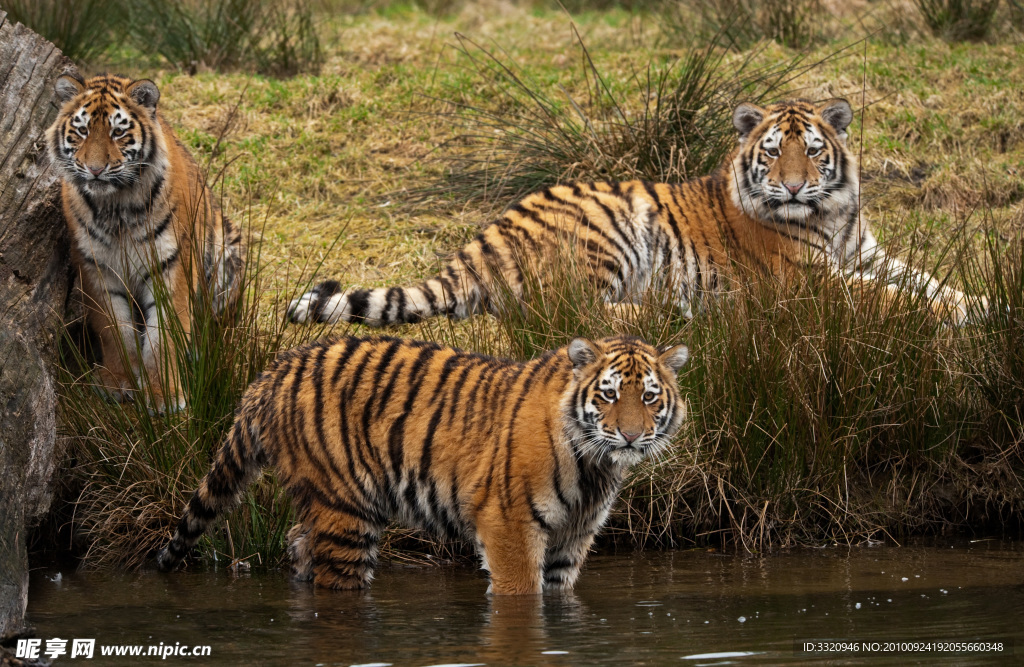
[1,0,120,64]
[1,0,322,75]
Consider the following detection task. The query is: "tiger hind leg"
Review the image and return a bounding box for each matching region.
[287,523,314,581]
[307,512,381,590]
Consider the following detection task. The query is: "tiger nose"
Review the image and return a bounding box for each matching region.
[784,181,805,195]
[88,164,106,176]
[621,430,642,443]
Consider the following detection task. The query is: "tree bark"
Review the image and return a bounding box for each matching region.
[0,10,74,645]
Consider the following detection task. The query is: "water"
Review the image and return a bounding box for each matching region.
[27,541,1023,665]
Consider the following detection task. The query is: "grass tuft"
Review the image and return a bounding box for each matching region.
[125,0,323,76]
[914,0,999,41]
[661,0,828,51]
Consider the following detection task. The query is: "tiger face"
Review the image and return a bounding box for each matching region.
[730,98,856,225]
[47,74,162,194]
[566,336,689,466]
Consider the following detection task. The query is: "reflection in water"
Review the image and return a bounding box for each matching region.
[480,595,550,666]
[27,542,1024,665]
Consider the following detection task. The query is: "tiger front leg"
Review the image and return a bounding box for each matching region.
[475,516,548,595]
[83,279,139,403]
[930,286,989,327]
[137,281,188,413]
[542,531,596,592]
[843,242,989,327]
[287,523,314,581]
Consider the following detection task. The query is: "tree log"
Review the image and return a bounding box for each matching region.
[0,10,74,644]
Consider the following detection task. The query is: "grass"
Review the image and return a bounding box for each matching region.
[125,0,323,76]
[1,0,322,74]
[40,1,1024,568]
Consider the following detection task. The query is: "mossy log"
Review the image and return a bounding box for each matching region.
[0,10,74,645]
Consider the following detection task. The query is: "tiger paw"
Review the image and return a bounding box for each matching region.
[943,293,989,327]
[90,366,134,403]
[139,378,186,415]
[145,391,186,416]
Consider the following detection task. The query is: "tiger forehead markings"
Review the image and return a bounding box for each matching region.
[288,97,986,328]
[47,73,245,411]
[157,335,690,595]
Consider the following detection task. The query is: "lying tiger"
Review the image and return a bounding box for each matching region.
[158,335,689,594]
[47,73,245,410]
[289,98,986,327]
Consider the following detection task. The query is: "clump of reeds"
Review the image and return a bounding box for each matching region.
[617,225,1024,549]
[407,28,816,208]
[2,0,121,64]
[956,217,1024,440]
[2,0,322,75]
[124,0,323,76]
[1009,0,1024,30]
[914,0,999,40]
[661,0,827,51]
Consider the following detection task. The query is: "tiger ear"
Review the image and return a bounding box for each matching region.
[819,98,853,139]
[55,73,84,103]
[127,79,161,112]
[733,103,765,140]
[658,344,690,374]
[568,338,600,370]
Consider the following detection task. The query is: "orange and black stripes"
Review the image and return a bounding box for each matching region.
[158,335,689,594]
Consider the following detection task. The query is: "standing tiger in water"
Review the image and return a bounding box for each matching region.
[157,335,689,594]
[289,98,985,327]
[47,73,245,410]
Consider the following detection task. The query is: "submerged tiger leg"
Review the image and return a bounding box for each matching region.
[542,532,596,591]
[287,523,313,582]
[476,518,547,595]
[307,511,381,590]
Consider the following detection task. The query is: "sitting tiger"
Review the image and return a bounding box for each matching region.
[47,73,245,410]
[157,335,689,594]
[289,98,985,327]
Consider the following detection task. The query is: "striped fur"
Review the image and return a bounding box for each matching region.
[157,335,689,594]
[290,98,985,327]
[47,73,245,410]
